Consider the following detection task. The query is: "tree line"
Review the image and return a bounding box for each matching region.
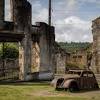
[0,42,92,59]
[57,42,92,53]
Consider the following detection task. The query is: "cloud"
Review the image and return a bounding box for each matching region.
[80,0,100,3]
[5,0,94,42]
[28,0,93,42]
[53,0,78,17]
[55,16,92,42]
[64,16,91,30]
[28,0,48,24]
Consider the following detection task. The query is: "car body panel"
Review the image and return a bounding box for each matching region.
[51,70,99,91]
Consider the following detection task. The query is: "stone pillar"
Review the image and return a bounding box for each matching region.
[38,22,51,72]
[0,0,5,29]
[32,22,55,80]
[92,17,100,73]
[19,32,32,81]
[12,0,32,80]
[48,26,55,74]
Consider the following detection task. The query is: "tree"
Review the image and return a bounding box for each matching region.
[0,43,19,59]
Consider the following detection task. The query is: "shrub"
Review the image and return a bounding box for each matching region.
[0,43,19,59]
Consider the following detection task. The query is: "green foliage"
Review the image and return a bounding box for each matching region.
[66,63,85,71]
[66,63,80,70]
[57,42,92,53]
[0,43,19,59]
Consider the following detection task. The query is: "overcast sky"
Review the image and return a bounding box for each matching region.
[5,0,100,42]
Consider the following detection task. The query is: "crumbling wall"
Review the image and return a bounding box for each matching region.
[32,22,55,73]
[55,53,66,74]
[11,0,32,32]
[69,50,87,69]
[31,22,55,80]
[31,42,40,72]
[11,0,32,80]
[0,0,56,81]
[54,43,69,74]
[92,17,100,73]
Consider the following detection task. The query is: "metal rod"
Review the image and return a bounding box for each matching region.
[2,42,5,77]
[48,0,51,26]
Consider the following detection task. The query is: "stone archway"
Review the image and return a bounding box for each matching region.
[0,0,32,81]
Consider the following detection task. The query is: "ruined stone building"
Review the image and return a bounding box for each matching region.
[92,17,100,73]
[0,0,55,81]
[1,0,98,81]
[69,49,88,69]
[0,0,72,81]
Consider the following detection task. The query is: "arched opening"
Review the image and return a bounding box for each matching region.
[0,42,19,80]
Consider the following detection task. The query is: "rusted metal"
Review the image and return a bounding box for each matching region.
[51,70,99,92]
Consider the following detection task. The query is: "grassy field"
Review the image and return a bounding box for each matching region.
[0,82,100,100]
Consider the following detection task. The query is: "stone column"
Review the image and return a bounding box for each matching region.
[92,17,100,73]
[34,22,55,80]
[19,32,32,81]
[0,0,5,29]
[38,22,51,72]
[12,0,32,80]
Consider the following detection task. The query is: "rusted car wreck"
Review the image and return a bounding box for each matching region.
[51,70,99,92]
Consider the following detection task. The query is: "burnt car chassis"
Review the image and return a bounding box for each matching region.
[51,70,99,92]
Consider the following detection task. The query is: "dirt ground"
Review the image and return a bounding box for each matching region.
[30,87,100,99]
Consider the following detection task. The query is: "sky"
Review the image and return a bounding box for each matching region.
[5,0,100,42]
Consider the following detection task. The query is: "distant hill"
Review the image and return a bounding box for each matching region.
[57,42,92,53]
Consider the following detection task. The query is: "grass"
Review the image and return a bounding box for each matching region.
[0,82,100,100]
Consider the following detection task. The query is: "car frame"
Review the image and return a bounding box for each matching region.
[51,70,99,92]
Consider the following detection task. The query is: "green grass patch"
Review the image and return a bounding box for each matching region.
[0,82,99,100]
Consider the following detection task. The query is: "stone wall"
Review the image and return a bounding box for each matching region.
[31,42,40,72]
[54,43,70,74]
[92,17,100,73]
[69,50,87,69]
[0,59,18,69]
[0,0,56,81]
[31,22,55,80]
[0,59,19,79]
[11,0,32,80]
[55,53,66,74]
